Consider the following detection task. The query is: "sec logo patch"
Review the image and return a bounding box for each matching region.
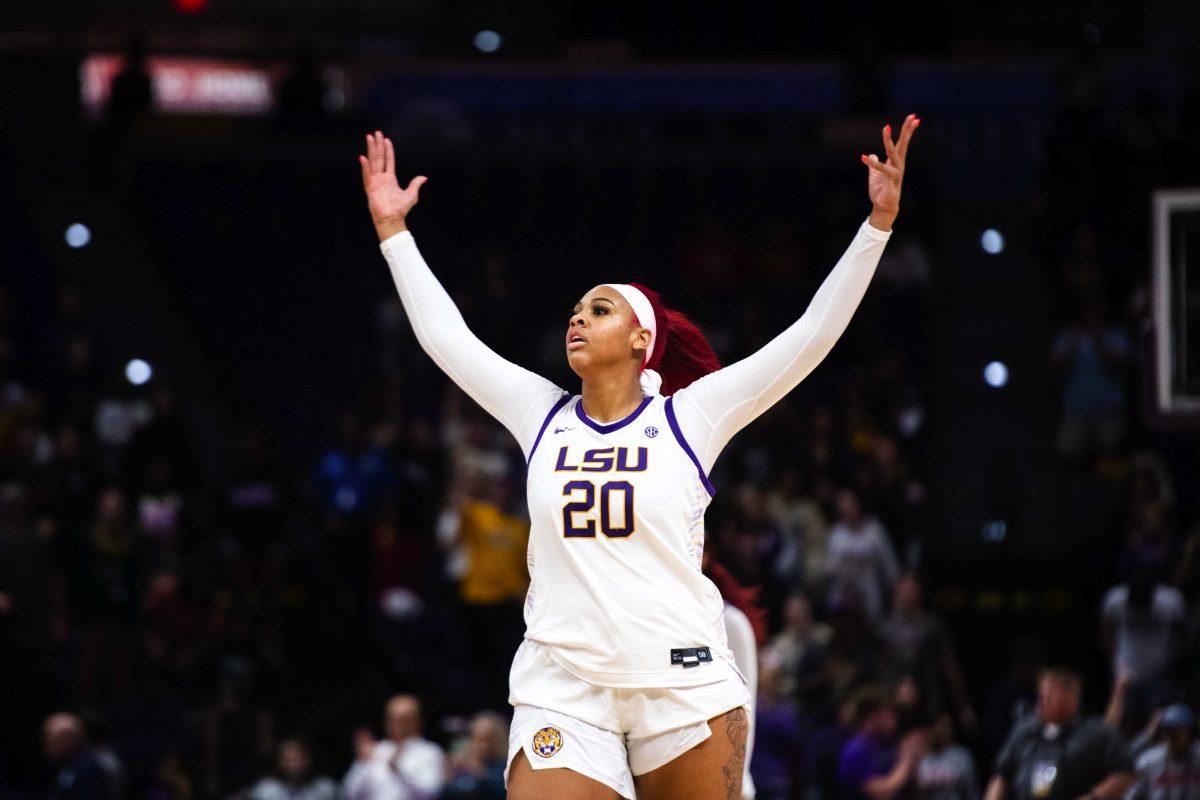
[532,726,564,758]
[644,426,659,438]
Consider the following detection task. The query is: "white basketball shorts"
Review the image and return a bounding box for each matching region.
[504,639,751,799]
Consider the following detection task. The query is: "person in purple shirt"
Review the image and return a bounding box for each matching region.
[749,656,803,800]
[838,686,929,800]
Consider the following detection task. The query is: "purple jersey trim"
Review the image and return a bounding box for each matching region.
[526,393,573,466]
[574,394,653,434]
[664,396,717,497]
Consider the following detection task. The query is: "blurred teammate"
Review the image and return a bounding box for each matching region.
[358,114,918,799]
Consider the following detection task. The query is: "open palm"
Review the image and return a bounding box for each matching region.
[359,130,426,226]
[862,114,919,218]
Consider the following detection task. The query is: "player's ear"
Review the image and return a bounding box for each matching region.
[631,326,651,356]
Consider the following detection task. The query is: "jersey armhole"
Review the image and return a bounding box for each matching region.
[525,393,573,466]
[664,396,717,497]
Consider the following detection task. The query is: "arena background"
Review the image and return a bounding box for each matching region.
[1,2,1199,798]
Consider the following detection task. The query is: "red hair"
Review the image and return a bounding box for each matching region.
[628,282,722,395]
[703,556,769,644]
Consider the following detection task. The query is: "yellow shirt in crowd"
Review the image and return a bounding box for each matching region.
[458,500,529,605]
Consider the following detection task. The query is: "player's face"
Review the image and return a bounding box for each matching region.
[566,285,651,374]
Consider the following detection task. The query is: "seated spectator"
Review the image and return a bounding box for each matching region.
[984,668,1133,800]
[915,713,978,800]
[1128,704,1200,800]
[443,712,508,800]
[42,713,119,800]
[837,686,928,800]
[343,695,446,800]
[245,738,336,800]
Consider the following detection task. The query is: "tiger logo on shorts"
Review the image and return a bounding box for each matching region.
[532,726,564,758]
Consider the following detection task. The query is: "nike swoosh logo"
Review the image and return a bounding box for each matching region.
[554,427,573,434]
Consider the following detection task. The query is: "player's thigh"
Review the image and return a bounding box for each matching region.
[507,750,621,800]
[633,706,748,800]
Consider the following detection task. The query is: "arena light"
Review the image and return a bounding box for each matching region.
[981,229,1005,255]
[125,359,152,385]
[473,30,502,53]
[983,361,1008,388]
[65,223,92,249]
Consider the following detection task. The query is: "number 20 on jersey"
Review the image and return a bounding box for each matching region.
[555,445,645,539]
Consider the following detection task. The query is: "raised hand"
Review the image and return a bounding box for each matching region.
[862,114,919,230]
[358,130,426,239]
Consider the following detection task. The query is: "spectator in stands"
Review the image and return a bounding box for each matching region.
[984,638,1041,760]
[1050,295,1132,463]
[984,668,1133,800]
[807,694,861,800]
[825,489,900,621]
[437,474,529,705]
[837,686,929,800]
[42,713,118,800]
[245,738,336,800]
[764,466,829,587]
[343,695,445,800]
[78,486,136,709]
[443,712,508,800]
[749,653,803,800]
[915,713,978,800]
[311,408,395,613]
[1128,704,1200,800]
[1118,501,1176,583]
[1100,561,1186,724]
[765,592,830,700]
[881,574,976,734]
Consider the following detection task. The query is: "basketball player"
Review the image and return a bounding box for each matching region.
[358,113,918,800]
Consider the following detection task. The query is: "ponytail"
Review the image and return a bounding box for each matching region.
[628,282,722,396]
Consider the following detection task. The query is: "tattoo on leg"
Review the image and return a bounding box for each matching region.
[721,708,748,800]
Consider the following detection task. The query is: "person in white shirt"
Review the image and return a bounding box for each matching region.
[342,695,445,800]
[825,489,901,621]
[357,114,919,800]
[1100,570,1185,686]
[247,738,337,800]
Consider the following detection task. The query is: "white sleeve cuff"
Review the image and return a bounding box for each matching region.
[379,229,414,252]
[862,218,893,241]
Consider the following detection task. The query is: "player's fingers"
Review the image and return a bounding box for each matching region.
[359,155,371,189]
[405,175,428,199]
[897,114,919,159]
[369,130,384,173]
[384,137,395,175]
[365,133,378,173]
[882,124,900,166]
[861,154,901,178]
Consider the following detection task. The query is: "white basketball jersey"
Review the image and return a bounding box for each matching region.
[522,393,733,688]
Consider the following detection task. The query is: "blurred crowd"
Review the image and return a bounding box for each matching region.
[2,44,1200,800]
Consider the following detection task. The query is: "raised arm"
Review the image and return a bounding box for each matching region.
[360,132,566,456]
[670,115,918,473]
